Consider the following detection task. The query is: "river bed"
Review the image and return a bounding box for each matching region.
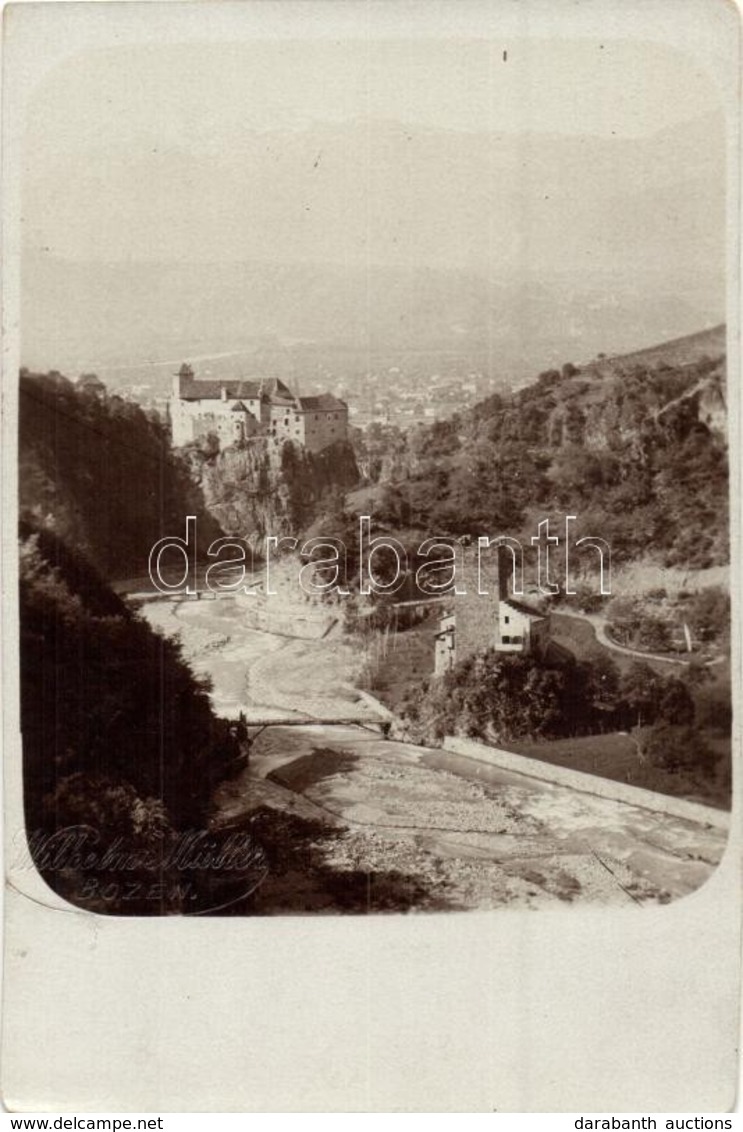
[141,595,728,912]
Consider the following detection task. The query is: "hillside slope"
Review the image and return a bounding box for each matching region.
[583,323,725,374]
[18,522,244,913]
[19,371,361,575]
[19,371,223,579]
[360,326,728,568]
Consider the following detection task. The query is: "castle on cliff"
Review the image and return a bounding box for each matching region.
[169,364,348,453]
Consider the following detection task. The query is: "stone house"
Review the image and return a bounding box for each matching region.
[434,544,550,675]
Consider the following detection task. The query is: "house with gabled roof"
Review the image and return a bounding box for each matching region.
[434,544,551,675]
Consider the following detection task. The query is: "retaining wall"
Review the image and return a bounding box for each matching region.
[441,735,730,830]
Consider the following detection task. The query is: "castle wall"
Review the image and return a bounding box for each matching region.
[302,408,348,452]
[170,370,347,453]
[269,403,306,445]
[171,397,260,447]
[529,613,551,658]
[453,588,499,663]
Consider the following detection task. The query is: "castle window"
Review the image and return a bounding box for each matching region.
[501,635,511,644]
[504,616,510,625]
[512,635,523,645]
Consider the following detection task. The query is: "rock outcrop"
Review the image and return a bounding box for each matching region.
[183,436,360,548]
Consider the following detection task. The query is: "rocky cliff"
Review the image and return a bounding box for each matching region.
[183,436,360,548]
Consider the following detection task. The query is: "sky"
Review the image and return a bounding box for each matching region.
[25,36,722,159]
[21,36,725,264]
[15,26,729,367]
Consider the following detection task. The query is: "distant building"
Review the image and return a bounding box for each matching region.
[76,373,106,396]
[434,544,550,675]
[169,363,348,452]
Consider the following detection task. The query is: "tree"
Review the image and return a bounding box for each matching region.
[551,446,617,505]
[636,616,672,653]
[643,724,715,777]
[619,662,664,728]
[685,587,730,643]
[658,678,695,727]
[572,580,606,614]
[682,659,714,688]
[20,526,238,843]
[605,596,642,646]
[43,774,181,915]
[584,653,621,710]
[693,682,732,733]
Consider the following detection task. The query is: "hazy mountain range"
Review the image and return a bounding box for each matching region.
[21,112,725,380]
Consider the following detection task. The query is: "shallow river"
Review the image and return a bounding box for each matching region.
[141,595,729,908]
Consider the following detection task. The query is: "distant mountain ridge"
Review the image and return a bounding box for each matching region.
[22,112,724,377]
[21,255,723,391]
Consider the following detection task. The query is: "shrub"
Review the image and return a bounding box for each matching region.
[643,723,715,777]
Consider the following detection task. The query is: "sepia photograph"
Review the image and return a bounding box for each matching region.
[1,0,740,1113]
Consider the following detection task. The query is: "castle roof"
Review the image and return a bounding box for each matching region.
[177,374,294,402]
[297,393,347,412]
[230,400,250,412]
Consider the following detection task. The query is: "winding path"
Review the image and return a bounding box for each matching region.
[558,611,723,668]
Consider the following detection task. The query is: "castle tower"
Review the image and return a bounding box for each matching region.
[172,362,194,397]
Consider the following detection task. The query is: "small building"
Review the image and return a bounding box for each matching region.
[433,544,550,675]
[434,611,457,675]
[76,373,106,397]
[295,394,350,453]
[228,401,261,446]
[434,596,550,675]
[496,597,550,654]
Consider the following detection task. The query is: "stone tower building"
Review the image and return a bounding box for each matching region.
[434,543,549,675]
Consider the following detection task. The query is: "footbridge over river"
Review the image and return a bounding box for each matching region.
[244,716,391,739]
